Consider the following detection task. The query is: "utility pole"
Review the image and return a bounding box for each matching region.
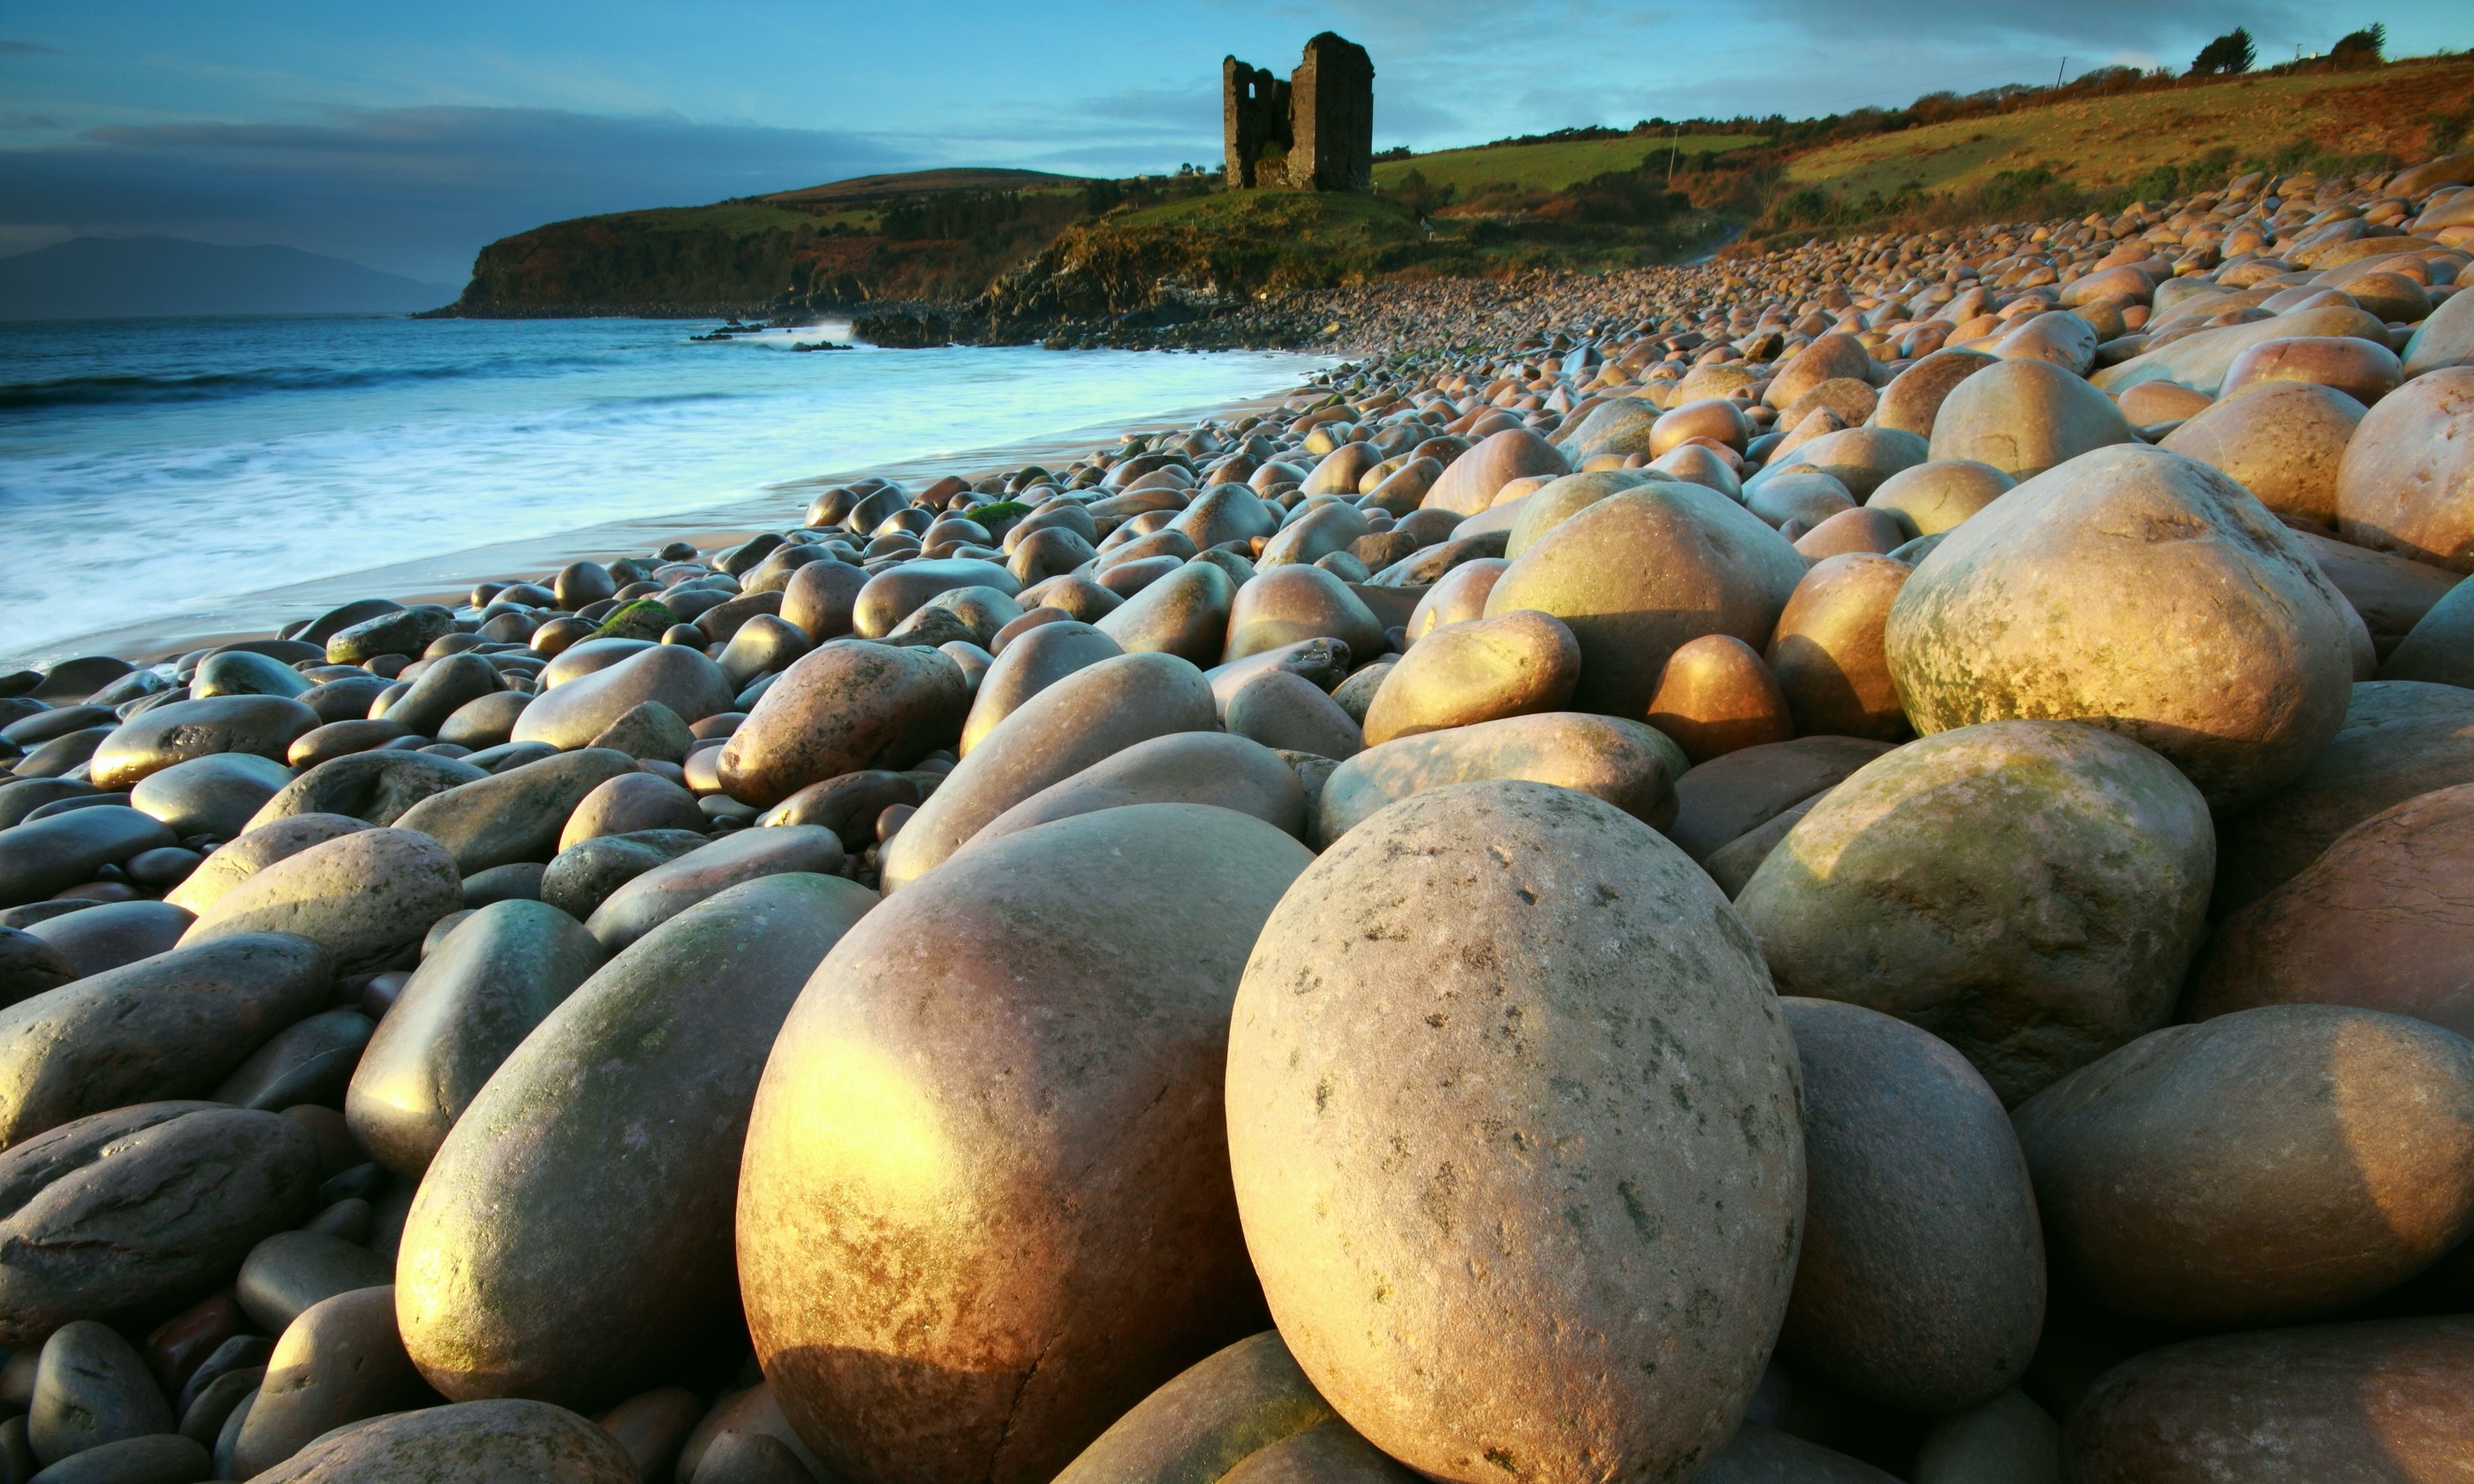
[1668,125,1681,183]
[2055,57,2068,88]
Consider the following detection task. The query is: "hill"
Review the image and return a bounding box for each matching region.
[436,49,2474,329]
[0,238,457,322]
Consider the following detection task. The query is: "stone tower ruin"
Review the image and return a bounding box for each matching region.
[1222,33,1374,193]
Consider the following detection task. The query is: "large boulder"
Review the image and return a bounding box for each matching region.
[960,731,1308,854]
[2334,366,2474,572]
[396,873,874,1410]
[344,900,606,1177]
[2091,301,2392,398]
[1886,445,2356,810]
[583,825,844,951]
[1735,721,2212,1105]
[0,1102,318,1343]
[1767,555,1913,742]
[1924,359,2135,479]
[87,696,320,791]
[1778,999,2043,1413]
[1221,568,1385,665]
[716,640,969,807]
[2159,382,2365,533]
[167,814,370,913]
[2060,1319,2474,1480]
[1314,711,1681,847]
[960,621,1120,754]
[2190,782,2474,1040]
[230,1284,429,1479]
[1419,428,1567,517]
[1226,782,1801,1484]
[245,751,485,831]
[2013,1004,2474,1326]
[878,651,1217,892]
[1481,485,1807,717]
[0,934,331,1147]
[740,805,1312,1484]
[2212,680,2474,914]
[0,807,177,910]
[1666,736,1895,862]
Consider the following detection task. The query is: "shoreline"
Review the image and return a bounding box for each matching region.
[20,372,1327,669]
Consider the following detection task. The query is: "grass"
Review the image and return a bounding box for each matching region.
[1783,55,2474,201]
[1374,134,1766,195]
[1109,190,1424,249]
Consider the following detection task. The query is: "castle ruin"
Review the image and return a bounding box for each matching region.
[1222,33,1374,193]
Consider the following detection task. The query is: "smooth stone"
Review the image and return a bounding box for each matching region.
[753,771,917,845]
[191,650,310,701]
[0,781,99,831]
[778,559,870,641]
[675,1385,827,1484]
[2212,680,2474,914]
[716,641,968,808]
[27,1432,209,1482]
[0,935,331,1148]
[2336,366,2474,572]
[557,772,703,850]
[1767,555,1914,742]
[377,655,501,738]
[460,861,542,906]
[1643,634,1795,764]
[2297,529,2462,660]
[11,727,113,780]
[286,720,410,768]
[583,825,844,951]
[539,639,653,688]
[1419,428,1567,517]
[1224,672,1362,760]
[234,1233,389,1335]
[1873,348,1998,437]
[1744,470,1856,530]
[0,808,178,910]
[436,691,530,750]
[1221,568,1384,665]
[1736,721,2212,1105]
[241,1397,637,1482]
[345,899,603,1177]
[1314,711,1681,848]
[1704,796,1821,899]
[1049,1331,1335,1484]
[245,752,486,831]
[741,805,1309,1484]
[960,621,1121,755]
[849,560,1020,639]
[2060,1317,2474,1480]
[23,902,194,980]
[509,647,733,751]
[2379,567,2474,685]
[398,874,875,1410]
[0,1105,317,1344]
[1362,610,1578,746]
[0,928,74,1010]
[127,754,292,842]
[28,1321,174,1467]
[2190,781,2474,1038]
[1766,334,1873,411]
[1499,470,1653,559]
[296,678,390,726]
[1326,661,1393,724]
[1925,359,2136,479]
[2160,382,2365,533]
[163,815,368,915]
[1227,782,1801,1484]
[391,749,639,874]
[879,651,1217,893]
[1886,445,2356,810]
[965,731,1307,859]
[1696,1423,1901,1483]
[2092,302,2391,398]
[2220,334,2402,407]
[30,658,136,704]
[1794,506,1910,560]
[210,1007,373,1110]
[2014,1004,2474,1326]
[697,1431,818,1484]
[1402,558,1506,641]
[323,607,454,665]
[180,828,459,976]
[1863,459,2013,536]
[1910,1390,2060,1484]
[535,830,707,921]
[1778,999,2043,1412]
[1094,560,1238,665]
[1205,640,1353,720]
[178,1366,263,1446]
[718,614,813,689]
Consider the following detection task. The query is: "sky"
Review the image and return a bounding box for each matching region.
[3,1,2468,285]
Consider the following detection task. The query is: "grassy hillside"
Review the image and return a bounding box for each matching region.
[1374,133,1764,194]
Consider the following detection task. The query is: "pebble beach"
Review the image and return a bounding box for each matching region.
[0,145,2471,1482]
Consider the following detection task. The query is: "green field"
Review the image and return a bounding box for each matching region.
[1783,56,2474,200]
[1373,133,1766,194]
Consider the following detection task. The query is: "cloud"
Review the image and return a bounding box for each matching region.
[0,40,61,56]
[0,105,917,282]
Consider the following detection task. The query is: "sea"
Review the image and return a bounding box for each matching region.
[0,314,1325,665]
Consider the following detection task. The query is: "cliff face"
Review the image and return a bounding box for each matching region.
[436,172,1094,319]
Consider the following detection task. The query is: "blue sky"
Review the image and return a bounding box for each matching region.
[2,1,2467,284]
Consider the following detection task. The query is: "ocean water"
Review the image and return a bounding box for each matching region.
[0,314,1324,663]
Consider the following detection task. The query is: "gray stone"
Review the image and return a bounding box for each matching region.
[180,829,459,977]
[128,754,292,841]
[211,1008,374,1110]
[391,749,639,875]
[234,1233,390,1335]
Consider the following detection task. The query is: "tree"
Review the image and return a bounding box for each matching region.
[2190,27,2257,75]
[2332,22,2387,65]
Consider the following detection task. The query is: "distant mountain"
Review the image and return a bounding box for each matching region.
[0,238,460,322]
